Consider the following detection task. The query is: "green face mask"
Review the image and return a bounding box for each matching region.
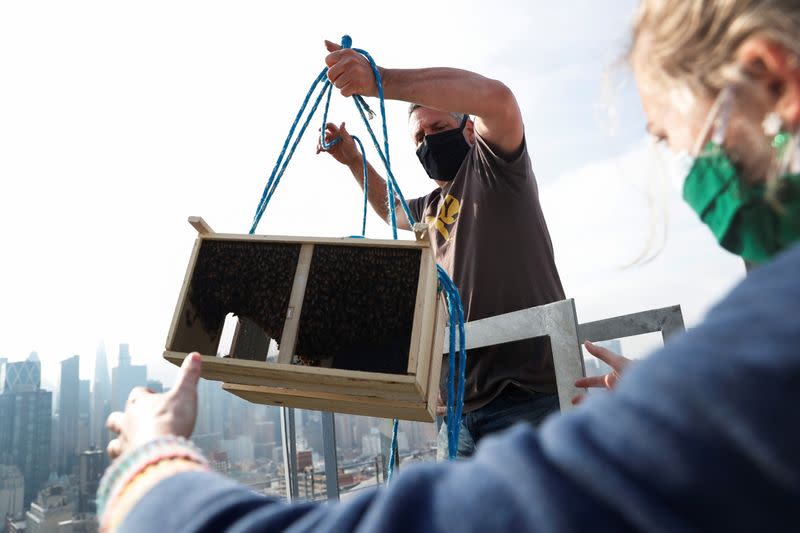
[683,141,800,264]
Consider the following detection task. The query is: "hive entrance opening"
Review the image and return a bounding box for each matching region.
[171,239,421,375]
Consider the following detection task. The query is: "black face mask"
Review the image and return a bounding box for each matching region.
[415,116,471,182]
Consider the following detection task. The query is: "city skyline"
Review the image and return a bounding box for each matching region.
[0,345,439,529]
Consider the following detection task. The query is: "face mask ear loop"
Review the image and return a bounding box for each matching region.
[692,87,734,157]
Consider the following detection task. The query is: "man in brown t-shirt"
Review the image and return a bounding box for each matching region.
[317,40,565,457]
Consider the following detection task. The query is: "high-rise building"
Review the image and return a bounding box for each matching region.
[0,357,7,394]
[335,415,356,453]
[0,465,25,524]
[221,436,255,465]
[193,433,222,455]
[25,484,75,533]
[253,421,277,462]
[146,380,164,394]
[4,352,42,392]
[91,342,111,451]
[196,379,226,436]
[77,380,91,455]
[0,354,52,505]
[58,356,81,475]
[78,450,106,514]
[111,344,146,413]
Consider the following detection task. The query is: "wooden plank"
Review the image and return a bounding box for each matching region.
[165,237,205,351]
[188,216,214,235]
[203,232,427,249]
[426,298,447,418]
[410,251,438,396]
[223,383,433,422]
[163,352,422,402]
[277,243,314,364]
[406,246,435,376]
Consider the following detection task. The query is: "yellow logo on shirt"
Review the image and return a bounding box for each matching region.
[425,194,460,241]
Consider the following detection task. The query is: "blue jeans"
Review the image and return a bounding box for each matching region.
[437,385,559,460]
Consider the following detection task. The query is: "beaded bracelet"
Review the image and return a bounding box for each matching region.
[96,436,208,518]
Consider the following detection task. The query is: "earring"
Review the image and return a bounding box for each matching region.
[762,111,783,137]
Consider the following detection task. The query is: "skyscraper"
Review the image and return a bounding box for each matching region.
[24,484,73,533]
[196,379,226,436]
[78,379,91,454]
[0,465,24,523]
[0,353,52,505]
[111,344,146,412]
[91,342,111,450]
[78,449,106,514]
[4,352,41,393]
[0,357,7,394]
[58,355,80,475]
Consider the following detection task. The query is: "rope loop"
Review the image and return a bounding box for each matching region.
[246,34,467,476]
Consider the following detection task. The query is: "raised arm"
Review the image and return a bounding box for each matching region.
[316,122,412,231]
[324,41,524,159]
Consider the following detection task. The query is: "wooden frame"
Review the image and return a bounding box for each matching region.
[164,217,444,422]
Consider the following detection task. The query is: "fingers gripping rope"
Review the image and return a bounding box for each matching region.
[247,34,467,478]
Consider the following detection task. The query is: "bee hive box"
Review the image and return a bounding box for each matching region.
[164,217,444,422]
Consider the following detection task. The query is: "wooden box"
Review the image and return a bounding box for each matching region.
[164,217,445,422]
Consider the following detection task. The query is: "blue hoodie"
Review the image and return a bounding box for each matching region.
[122,243,800,532]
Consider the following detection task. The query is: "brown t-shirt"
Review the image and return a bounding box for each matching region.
[409,133,565,412]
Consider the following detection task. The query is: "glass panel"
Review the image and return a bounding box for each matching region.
[194,379,287,499]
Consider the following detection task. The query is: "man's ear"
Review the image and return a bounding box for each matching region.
[736,36,800,129]
[464,118,476,145]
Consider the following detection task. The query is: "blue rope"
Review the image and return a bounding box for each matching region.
[250,68,329,235]
[437,265,467,459]
[386,418,400,481]
[351,89,415,229]
[316,69,369,238]
[353,135,369,237]
[246,33,467,474]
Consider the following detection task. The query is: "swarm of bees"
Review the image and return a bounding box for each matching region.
[187,240,301,343]
[185,240,421,376]
[296,245,420,375]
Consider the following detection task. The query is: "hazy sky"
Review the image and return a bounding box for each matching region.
[0,1,744,387]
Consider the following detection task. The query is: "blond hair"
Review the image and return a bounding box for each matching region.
[631,0,800,97]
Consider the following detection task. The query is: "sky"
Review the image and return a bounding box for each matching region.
[0,1,745,388]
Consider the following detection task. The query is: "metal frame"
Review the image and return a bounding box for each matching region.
[578,305,685,344]
[280,406,299,501]
[321,412,340,501]
[290,301,686,502]
[443,299,585,411]
[279,409,340,502]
